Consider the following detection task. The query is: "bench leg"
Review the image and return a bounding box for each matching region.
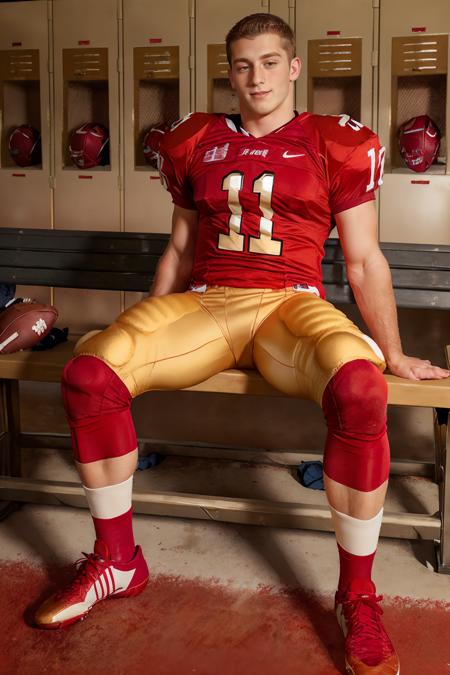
[0,380,21,520]
[434,407,450,573]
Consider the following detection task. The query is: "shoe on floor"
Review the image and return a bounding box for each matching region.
[335,579,400,674]
[35,539,149,629]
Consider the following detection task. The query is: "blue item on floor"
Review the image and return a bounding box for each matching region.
[297,460,324,490]
[137,453,164,470]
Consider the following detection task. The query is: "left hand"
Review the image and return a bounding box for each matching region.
[387,354,450,380]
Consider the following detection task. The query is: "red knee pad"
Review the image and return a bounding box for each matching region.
[62,355,137,463]
[322,359,390,491]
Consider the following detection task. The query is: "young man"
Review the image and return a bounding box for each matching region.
[36,13,448,674]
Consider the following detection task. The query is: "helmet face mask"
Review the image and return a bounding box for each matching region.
[68,123,109,169]
[8,125,42,167]
[398,115,441,173]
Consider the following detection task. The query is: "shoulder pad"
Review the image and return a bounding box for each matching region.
[162,112,215,151]
[307,113,375,148]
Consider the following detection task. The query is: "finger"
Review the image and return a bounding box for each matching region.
[412,366,450,380]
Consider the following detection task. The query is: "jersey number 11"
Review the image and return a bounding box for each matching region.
[218,171,282,256]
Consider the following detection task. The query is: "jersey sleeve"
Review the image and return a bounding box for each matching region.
[322,116,385,215]
[158,112,213,211]
[158,148,196,210]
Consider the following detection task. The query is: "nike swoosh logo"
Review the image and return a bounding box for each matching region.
[282,151,305,159]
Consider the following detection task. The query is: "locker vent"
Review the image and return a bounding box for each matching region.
[134,47,179,80]
[315,42,354,73]
[392,35,448,76]
[6,52,36,77]
[63,48,108,80]
[0,50,39,80]
[208,45,229,78]
[308,38,362,77]
[72,52,104,77]
[400,40,442,72]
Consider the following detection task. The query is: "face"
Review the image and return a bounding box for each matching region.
[228,32,301,118]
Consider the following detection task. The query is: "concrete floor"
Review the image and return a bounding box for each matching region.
[0,305,449,673]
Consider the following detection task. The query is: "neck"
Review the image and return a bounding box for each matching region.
[239,102,295,138]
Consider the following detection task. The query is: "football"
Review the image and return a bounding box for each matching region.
[0,300,58,354]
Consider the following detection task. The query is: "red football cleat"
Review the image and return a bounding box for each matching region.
[35,539,149,629]
[335,579,400,674]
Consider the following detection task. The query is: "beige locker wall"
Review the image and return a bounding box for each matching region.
[378,0,450,244]
[0,1,52,229]
[266,0,293,27]
[54,287,122,335]
[123,0,191,233]
[195,0,272,113]
[52,0,122,232]
[294,1,376,238]
[52,0,123,332]
[16,285,51,308]
[295,0,375,129]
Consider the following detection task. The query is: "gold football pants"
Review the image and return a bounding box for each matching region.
[75,287,385,406]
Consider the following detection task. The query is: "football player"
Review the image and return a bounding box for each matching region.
[35,12,449,674]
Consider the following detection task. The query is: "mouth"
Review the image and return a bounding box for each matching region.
[250,91,271,98]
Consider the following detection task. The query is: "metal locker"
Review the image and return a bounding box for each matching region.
[0,1,52,229]
[295,0,376,129]
[52,0,122,231]
[53,0,123,330]
[378,0,450,244]
[195,0,271,113]
[269,0,294,28]
[123,0,191,233]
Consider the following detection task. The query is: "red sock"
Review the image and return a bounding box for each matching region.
[92,508,136,563]
[337,543,375,594]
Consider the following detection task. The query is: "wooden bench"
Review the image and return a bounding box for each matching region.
[0,227,449,573]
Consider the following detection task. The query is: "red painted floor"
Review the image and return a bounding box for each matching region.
[0,561,449,675]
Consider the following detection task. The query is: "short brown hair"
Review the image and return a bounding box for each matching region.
[225,13,295,66]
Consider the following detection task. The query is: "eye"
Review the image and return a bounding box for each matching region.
[265,61,278,68]
[236,65,249,73]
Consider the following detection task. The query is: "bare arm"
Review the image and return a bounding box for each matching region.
[335,200,449,380]
[149,205,199,297]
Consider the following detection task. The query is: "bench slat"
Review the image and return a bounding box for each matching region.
[1,338,449,408]
[0,228,169,255]
[1,229,448,306]
[0,251,160,273]
[0,476,440,541]
[0,268,152,292]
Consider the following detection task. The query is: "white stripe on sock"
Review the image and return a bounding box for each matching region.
[83,475,133,519]
[330,506,383,557]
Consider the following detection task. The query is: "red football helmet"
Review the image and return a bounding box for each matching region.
[69,123,109,169]
[398,115,441,172]
[142,123,169,169]
[8,125,41,167]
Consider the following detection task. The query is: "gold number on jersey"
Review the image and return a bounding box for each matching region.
[218,171,282,256]
[366,146,386,191]
[218,172,245,252]
[249,173,282,255]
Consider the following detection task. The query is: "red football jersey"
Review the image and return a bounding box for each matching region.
[158,112,385,296]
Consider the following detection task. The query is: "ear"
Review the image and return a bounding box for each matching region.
[290,56,301,82]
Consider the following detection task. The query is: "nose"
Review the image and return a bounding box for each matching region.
[249,64,264,87]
